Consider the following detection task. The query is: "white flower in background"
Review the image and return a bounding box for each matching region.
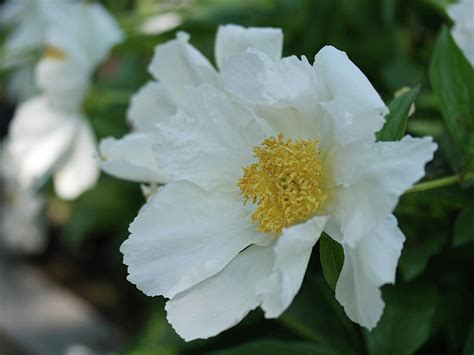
[0,0,72,101]
[0,0,66,65]
[8,96,99,200]
[141,12,182,35]
[448,0,474,65]
[106,25,437,341]
[6,2,123,200]
[36,2,124,112]
[0,145,45,254]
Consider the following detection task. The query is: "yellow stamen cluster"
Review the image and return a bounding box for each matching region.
[43,45,66,60]
[238,133,327,234]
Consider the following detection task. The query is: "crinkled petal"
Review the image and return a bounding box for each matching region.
[335,215,405,329]
[215,24,283,69]
[222,49,318,107]
[155,84,267,191]
[258,216,328,318]
[326,135,437,246]
[7,96,77,187]
[165,245,274,341]
[148,32,219,107]
[221,49,325,140]
[53,119,99,200]
[127,81,175,132]
[121,181,270,299]
[99,132,168,184]
[314,46,388,145]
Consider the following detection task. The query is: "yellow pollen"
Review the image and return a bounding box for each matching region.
[43,45,66,60]
[238,133,327,234]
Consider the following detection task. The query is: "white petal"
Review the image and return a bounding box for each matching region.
[314,46,388,145]
[215,24,283,69]
[44,3,122,69]
[155,84,266,191]
[221,50,325,140]
[121,181,269,299]
[99,132,168,184]
[326,136,437,246]
[148,32,219,107]
[0,146,46,254]
[448,0,474,67]
[82,3,123,65]
[166,245,274,341]
[335,215,405,329]
[7,96,77,187]
[222,50,317,107]
[258,216,328,318]
[53,119,99,200]
[127,81,176,132]
[36,57,89,112]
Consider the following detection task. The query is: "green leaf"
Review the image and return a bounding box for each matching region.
[280,276,362,355]
[430,27,474,169]
[365,286,437,355]
[212,340,339,355]
[398,235,445,281]
[462,324,474,355]
[319,233,344,290]
[377,85,420,141]
[453,202,474,246]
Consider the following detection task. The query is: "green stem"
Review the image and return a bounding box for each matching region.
[406,171,474,193]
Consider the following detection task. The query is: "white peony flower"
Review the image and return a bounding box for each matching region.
[0,144,46,254]
[7,96,99,200]
[448,0,474,65]
[6,2,122,200]
[103,25,437,340]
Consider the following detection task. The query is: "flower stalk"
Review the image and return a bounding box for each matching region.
[406,171,474,193]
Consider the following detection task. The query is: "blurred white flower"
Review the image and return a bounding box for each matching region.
[448,0,474,65]
[141,12,182,35]
[0,0,73,101]
[36,2,123,112]
[107,25,437,340]
[0,0,61,65]
[8,97,99,200]
[6,2,123,200]
[0,144,45,254]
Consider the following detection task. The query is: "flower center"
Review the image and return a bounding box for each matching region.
[238,133,327,234]
[43,45,66,60]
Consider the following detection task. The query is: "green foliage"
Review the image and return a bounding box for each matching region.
[377,85,420,141]
[280,277,363,355]
[3,1,474,354]
[453,202,474,246]
[212,340,339,355]
[319,233,344,290]
[364,286,437,355]
[430,28,474,169]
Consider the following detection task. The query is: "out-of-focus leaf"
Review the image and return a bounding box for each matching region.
[280,276,362,355]
[319,234,344,290]
[365,286,436,355]
[61,176,143,248]
[124,305,183,355]
[453,202,474,246]
[213,340,339,355]
[462,324,474,355]
[398,233,446,281]
[377,85,420,141]
[430,27,474,169]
